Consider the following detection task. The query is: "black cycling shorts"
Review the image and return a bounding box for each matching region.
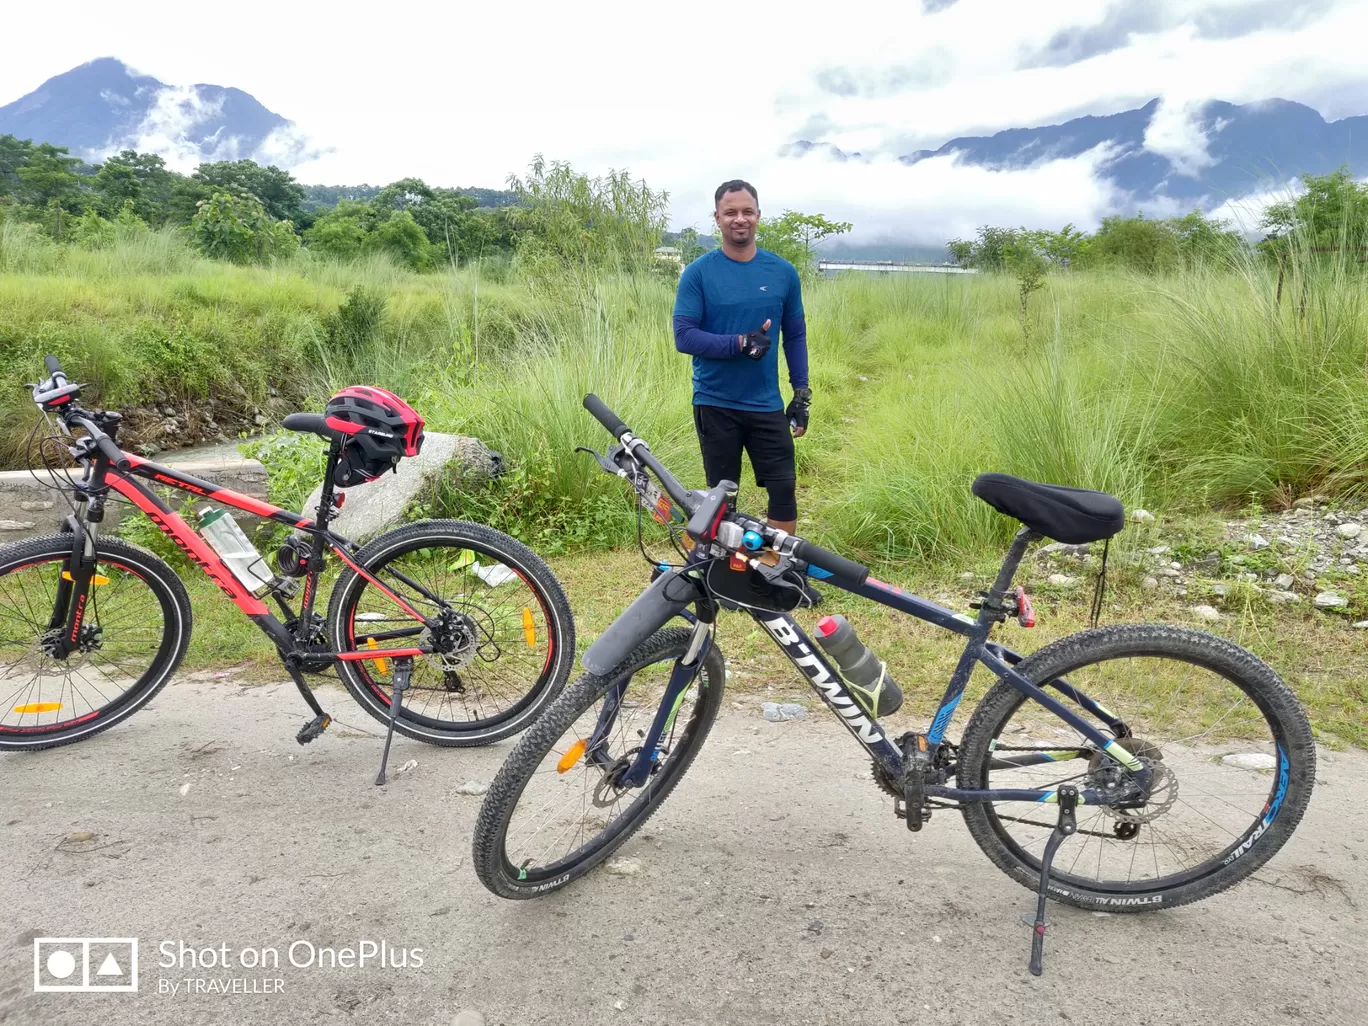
[693,404,795,490]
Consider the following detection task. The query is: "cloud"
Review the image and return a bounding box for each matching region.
[922,0,958,12]
[1019,1,1336,71]
[1142,97,1221,177]
[814,48,955,99]
[657,142,1131,246]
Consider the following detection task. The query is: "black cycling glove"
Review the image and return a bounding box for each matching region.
[739,327,772,360]
[786,387,812,432]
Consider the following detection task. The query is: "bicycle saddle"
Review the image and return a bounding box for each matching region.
[281,412,347,443]
[971,473,1125,545]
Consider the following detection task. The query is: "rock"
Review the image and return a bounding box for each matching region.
[807,919,824,934]
[178,782,191,796]
[0,520,37,532]
[19,500,53,512]
[959,571,974,579]
[761,702,806,722]
[1246,534,1270,551]
[603,857,642,876]
[1293,496,1326,509]
[1141,576,1159,590]
[1170,562,1182,570]
[454,780,488,796]
[298,432,504,541]
[396,759,419,776]
[1222,752,1277,771]
[452,1012,486,1026]
[1130,509,1155,524]
[1273,573,1295,590]
[1158,568,1181,578]
[1191,604,1221,621]
[1354,621,1368,629]
[1313,592,1348,609]
[1047,574,1079,587]
[1145,545,1170,555]
[1210,584,1229,597]
[1268,590,1301,605]
[1194,552,1221,574]
[614,1001,627,1011]
[1039,542,1089,557]
[65,830,97,843]
[1336,523,1363,539]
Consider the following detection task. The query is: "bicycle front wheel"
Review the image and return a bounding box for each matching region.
[958,623,1315,912]
[327,519,574,746]
[0,534,190,751]
[472,627,724,899]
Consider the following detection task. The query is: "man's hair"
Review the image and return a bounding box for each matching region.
[714,179,758,207]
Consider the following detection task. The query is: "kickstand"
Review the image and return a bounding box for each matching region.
[375,657,414,786]
[1028,784,1078,977]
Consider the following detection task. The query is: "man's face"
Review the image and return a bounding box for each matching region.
[714,189,759,246]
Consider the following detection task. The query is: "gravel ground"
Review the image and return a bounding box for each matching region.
[1,677,1364,1026]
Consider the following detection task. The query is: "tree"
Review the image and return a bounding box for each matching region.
[16,142,83,209]
[94,150,176,222]
[1003,238,1048,340]
[193,160,306,223]
[946,238,972,265]
[0,134,36,198]
[304,200,374,261]
[362,209,434,270]
[507,155,669,271]
[757,210,853,272]
[190,192,298,264]
[1261,167,1368,256]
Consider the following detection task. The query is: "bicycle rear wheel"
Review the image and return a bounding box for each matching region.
[327,519,574,746]
[0,534,190,751]
[958,624,1315,911]
[472,627,724,899]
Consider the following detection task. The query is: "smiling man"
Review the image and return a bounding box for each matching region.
[672,179,813,557]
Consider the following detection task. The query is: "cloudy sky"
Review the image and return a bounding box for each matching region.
[3,0,1366,242]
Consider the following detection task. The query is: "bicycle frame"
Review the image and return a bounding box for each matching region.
[614,529,1151,808]
[53,442,438,674]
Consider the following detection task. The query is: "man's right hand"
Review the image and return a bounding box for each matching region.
[738,319,772,360]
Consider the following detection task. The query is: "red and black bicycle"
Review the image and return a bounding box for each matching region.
[0,357,574,782]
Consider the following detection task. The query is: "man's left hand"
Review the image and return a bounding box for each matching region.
[787,387,812,438]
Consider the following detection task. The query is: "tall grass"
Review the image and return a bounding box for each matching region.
[4,237,1367,561]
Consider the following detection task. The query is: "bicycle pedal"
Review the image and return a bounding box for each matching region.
[296,713,332,745]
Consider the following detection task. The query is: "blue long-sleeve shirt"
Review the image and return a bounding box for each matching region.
[672,248,809,412]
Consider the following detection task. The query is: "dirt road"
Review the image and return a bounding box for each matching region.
[2,677,1363,1025]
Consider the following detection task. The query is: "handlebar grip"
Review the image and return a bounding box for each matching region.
[792,538,870,587]
[44,355,63,375]
[87,430,130,472]
[583,394,629,439]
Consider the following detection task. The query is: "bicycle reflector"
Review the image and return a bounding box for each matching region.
[557,738,587,773]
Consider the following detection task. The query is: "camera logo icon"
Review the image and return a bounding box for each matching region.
[33,938,138,993]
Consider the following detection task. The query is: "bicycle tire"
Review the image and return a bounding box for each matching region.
[0,533,191,751]
[326,519,575,746]
[473,627,725,899]
[958,623,1315,912]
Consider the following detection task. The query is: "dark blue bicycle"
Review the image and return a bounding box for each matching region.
[472,395,1315,974]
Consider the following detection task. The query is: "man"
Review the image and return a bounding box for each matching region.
[673,179,812,540]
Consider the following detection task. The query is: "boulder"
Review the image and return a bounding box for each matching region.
[298,432,502,542]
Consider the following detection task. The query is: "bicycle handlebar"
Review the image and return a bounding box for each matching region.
[73,415,131,472]
[45,354,64,377]
[790,538,870,587]
[583,393,629,440]
[583,392,872,587]
[583,394,694,513]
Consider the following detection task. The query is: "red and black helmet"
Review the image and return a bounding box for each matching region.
[324,385,425,487]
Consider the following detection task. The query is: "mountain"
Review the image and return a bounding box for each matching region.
[791,98,1368,208]
[0,58,303,167]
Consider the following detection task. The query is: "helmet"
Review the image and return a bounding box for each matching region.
[324,385,425,487]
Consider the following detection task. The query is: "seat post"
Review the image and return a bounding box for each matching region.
[984,527,1039,608]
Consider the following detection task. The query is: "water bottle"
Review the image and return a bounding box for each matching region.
[198,507,275,596]
[814,614,904,716]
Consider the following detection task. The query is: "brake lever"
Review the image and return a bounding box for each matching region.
[574,445,628,478]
